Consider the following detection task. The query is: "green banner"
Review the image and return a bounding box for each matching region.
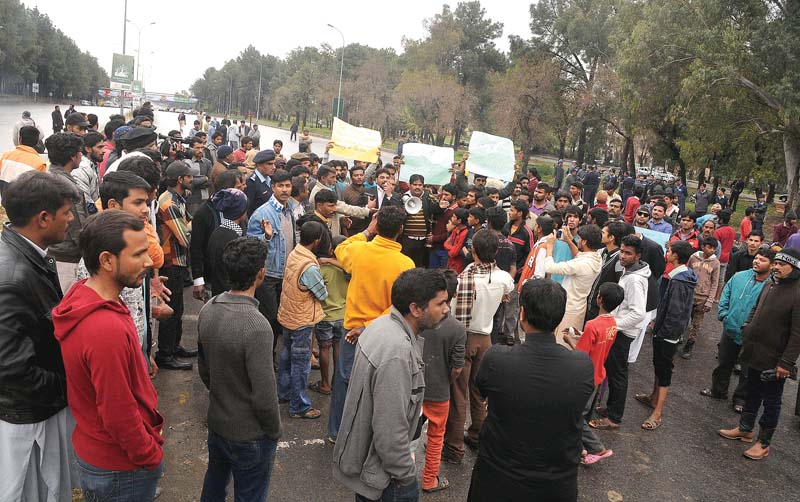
[110,53,134,86]
[133,80,143,93]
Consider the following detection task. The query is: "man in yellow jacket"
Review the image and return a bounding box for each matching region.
[328,206,415,442]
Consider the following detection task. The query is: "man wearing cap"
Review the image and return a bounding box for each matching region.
[633,205,651,229]
[245,149,277,217]
[44,133,88,293]
[206,189,252,296]
[719,248,800,460]
[64,113,89,136]
[156,161,196,371]
[105,127,158,175]
[210,145,235,187]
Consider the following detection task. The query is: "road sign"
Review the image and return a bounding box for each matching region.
[111,53,135,87]
[332,97,346,118]
[31,82,39,93]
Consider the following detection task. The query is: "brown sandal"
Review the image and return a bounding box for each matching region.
[290,408,321,419]
[308,381,331,395]
[588,418,620,430]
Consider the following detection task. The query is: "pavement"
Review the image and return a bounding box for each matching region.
[150,285,800,502]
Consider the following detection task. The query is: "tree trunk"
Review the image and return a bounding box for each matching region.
[621,139,631,174]
[628,139,636,173]
[558,137,566,159]
[784,130,800,210]
[575,122,588,165]
[453,126,463,151]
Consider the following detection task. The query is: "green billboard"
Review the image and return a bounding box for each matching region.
[111,53,135,88]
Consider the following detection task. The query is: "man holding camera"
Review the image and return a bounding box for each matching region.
[719,248,800,461]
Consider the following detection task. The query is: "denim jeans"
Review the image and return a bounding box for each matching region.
[277,326,314,415]
[429,248,448,269]
[739,367,786,447]
[76,455,163,502]
[201,430,277,502]
[328,338,357,439]
[355,478,419,502]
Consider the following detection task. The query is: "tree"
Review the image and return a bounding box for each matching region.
[490,58,560,168]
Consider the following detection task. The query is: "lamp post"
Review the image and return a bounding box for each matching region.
[327,23,345,118]
[126,19,156,82]
[120,0,127,114]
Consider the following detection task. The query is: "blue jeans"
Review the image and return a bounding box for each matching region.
[316,319,345,345]
[429,248,448,269]
[355,478,419,502]
[76,455,163,502]
[201,430,277,502]
[328,338,357,439]
[277,326,313,415]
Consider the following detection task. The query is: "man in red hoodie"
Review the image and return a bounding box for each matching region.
[53,210,164,502]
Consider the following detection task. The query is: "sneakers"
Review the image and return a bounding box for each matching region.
[718,427,754,443]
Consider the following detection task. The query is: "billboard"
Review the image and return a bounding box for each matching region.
[110,53,134,90]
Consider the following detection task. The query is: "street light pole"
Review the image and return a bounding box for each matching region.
[120,0,127,114]
[327,24,345,118]
[256,57,263,122]
[126,19,156,82]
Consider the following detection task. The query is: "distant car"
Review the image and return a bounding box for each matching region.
[80,100,92,106]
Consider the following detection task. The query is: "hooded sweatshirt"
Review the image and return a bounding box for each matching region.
[53,280,163,471]
[612,260,651,337]
[652,265,698,342]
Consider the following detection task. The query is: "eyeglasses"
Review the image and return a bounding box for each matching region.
[637,212,650,217]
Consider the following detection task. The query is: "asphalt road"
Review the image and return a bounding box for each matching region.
[149,285,800,502]
[0,101,395,166]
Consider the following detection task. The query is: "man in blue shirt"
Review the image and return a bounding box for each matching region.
[647,202,673,234]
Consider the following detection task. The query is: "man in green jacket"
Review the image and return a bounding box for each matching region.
[701,248,774,412]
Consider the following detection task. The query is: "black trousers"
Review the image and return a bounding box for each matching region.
[711,332,749,405]
[730,191,741,211]
[740,368,786,447]
[400,236,429,268]
[468,456,577,502]
[255,276,284,353]
[604,333,634,424]
[157,266,187,357]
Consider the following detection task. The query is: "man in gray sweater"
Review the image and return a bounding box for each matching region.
[333,269,451,501]
[197,237,281,501]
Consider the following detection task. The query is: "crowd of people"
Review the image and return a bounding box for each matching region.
[0,106,799,502]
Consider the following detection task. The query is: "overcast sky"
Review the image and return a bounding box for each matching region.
[23,0,534,94]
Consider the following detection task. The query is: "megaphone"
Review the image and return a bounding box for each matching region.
[404,195,423,214]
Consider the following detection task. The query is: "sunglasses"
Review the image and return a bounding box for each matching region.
[637,212,650,217]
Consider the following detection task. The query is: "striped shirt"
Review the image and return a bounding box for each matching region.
[404,211,427,238]
[158,189,191,267]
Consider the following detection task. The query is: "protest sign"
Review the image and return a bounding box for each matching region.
[466,131,515,181]
[329,117,382,162]
[636,227,671,253]
[399,143,454,186]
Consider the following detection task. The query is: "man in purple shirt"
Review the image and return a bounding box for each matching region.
[529,182,555,216]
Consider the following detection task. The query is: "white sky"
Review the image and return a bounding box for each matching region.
[22,0,533,94]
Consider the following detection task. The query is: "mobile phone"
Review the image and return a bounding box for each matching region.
[557,229,563,239]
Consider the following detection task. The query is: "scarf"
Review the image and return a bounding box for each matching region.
[454,262,494,330]
[220,217,244,236]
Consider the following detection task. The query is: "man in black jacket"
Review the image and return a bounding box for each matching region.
[725,230,764,282]
[0,171,80,501]
[51,105,64,133]
[719,248,800,460]
[469,279,594,502]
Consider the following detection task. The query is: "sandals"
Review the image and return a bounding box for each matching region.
[582,449,613,465]
[635,393,655,409]
[308,381,332,395]
[422,476,450,493]
[290,408,321,419]
[641,417,662,431]
[588,418,620,430]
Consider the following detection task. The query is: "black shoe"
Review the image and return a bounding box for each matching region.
[156,356,192,370]
[700,388,726,400]
[175,346,198,358]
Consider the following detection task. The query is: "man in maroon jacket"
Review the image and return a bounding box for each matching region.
[54,210,163,502]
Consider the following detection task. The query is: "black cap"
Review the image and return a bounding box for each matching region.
[253,149,276,164]
[122,127,158,150]
[165,161,192,178]
[65,113,90,128]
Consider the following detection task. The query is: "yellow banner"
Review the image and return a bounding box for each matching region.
[329,117,382,162]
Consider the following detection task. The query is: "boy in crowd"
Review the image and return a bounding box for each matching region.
[565,282,624,465]
[637,240,697,430]
[311,236,349,396]
[276,221,329,419]
[682,237,720,359]
[421,270,466,493]
[443,230,515,464]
